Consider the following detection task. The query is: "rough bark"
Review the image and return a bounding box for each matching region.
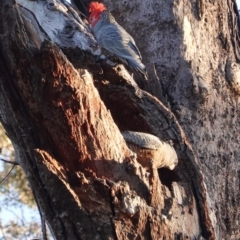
[102,0,240,239]
[0,0,239,239]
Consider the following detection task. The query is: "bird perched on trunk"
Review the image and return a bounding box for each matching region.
[88,2,148,79]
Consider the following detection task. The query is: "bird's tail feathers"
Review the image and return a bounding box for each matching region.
[117,56,148,80]
[127,58,148,80]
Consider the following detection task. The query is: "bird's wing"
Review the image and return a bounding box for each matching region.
[98,24,142,60]
[128,40,142,60]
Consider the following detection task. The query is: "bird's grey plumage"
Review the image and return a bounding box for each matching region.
[121,131,163,150]
[92,11,147,78]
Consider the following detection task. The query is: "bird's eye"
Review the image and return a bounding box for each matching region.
[90,18,93,22]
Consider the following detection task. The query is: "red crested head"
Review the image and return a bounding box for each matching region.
[89,2,107,13]
[88,2,107,28]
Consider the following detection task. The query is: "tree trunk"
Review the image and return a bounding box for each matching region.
[0,0,239,239]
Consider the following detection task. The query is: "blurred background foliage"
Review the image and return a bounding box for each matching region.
[0,123,42,239]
